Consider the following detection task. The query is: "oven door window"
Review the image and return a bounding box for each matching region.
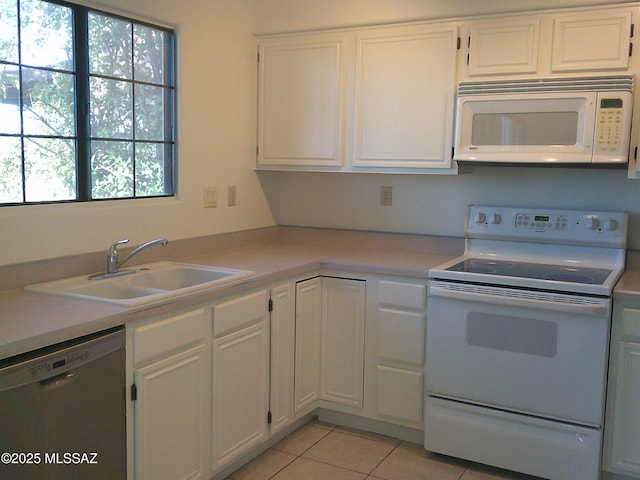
[466,311,557,357]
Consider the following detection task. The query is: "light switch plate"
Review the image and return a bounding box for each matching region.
[204,186,217,208]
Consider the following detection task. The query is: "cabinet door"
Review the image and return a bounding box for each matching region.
[212,320,270,471]
[294,277,322,413]
[551,9,633,72]
[134,345,207,480]
[257,33,347,168]
[605,305,640,476]
[374,279,427,427]
[467,16,541,76]
[378,309,425,366]
[270,283,295,433]
[320,277,366,407]
[607,341,640,475]
[376,365,423,423]
[353,23,458,169]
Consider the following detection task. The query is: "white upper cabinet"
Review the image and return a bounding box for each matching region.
[462,6,636,80]
[551,9,633,72]
[257,32,348,169]
[353,23,458,170]
[257,21,460,173]
[467,16,541,76]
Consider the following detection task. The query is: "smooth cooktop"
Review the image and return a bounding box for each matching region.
[446,258,612,285]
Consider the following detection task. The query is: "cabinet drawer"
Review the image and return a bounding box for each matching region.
[621,307,640,341]
[213,290,268,337]
[133,309,206,365]
[378,309,425,366]
[376,365,423,423]
[378,280,426,310]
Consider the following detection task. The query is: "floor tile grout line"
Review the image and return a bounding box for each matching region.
[278,423,402,478]
[333,425,402,446]
[365,441,402,478]
[288,453,383,478]
[265,451,297,480]
[267,422,337,479]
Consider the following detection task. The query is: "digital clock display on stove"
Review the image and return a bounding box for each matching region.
[534,215,550,222]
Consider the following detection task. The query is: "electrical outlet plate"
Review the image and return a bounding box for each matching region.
[228,186,236,206]
[380,186,392,206]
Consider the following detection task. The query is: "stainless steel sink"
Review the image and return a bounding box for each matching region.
[25,262,255,306]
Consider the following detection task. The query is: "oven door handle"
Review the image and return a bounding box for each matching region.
[428,281,610,316]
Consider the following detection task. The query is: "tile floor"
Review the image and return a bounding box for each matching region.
[227,421,543,480]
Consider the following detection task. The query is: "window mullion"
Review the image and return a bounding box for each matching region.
[74,6,90,201]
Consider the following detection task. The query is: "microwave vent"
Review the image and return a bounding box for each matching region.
[458,75,634,96]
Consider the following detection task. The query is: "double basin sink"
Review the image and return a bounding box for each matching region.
[26,262,255,307]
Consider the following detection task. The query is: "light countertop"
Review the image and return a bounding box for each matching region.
[614,269,640,301]
[0,228,460,360]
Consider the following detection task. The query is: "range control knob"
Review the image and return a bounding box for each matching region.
[488,213,501,225]
[474,212,486,224]
[602,218,618,231]
[584,216,600,230]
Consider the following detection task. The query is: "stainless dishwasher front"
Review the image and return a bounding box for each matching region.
[0,326,126,480]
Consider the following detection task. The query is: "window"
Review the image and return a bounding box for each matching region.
[0,0,175,205]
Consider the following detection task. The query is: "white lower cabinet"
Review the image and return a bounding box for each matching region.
[127,273,429,480]
[212,290,270,472]
[294,277,323,413]
[320,277,366,407]
[605,302,640,478]
[269,283,296,433]
[373,279,427,428]
[376,365,424,424]
[129,308,210,480]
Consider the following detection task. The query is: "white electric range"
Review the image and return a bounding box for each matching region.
[425,205,627,480]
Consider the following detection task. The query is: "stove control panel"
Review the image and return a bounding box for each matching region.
[467,205,628,247]
[515,213,568,231]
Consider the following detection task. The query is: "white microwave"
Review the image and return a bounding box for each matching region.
[454,76,634,164]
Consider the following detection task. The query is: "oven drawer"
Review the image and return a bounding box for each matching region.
[426,284,610,426]
[425,396,602,480]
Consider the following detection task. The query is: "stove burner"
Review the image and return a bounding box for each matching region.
[543,273,595,283]
[458,260,513,274]
[446,258,612,285]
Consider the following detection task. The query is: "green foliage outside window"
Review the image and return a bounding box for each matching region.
[0,0,175,205]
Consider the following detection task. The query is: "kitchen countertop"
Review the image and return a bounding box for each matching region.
[614,269,640,301]
[0,228,461,361]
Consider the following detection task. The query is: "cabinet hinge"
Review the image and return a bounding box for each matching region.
[267,411,272,424]
[256,145,259,156]
[257,47,260,63]
[268,298,273,312]
[131,383,137,401]
[466,53,470,66]
[457,37,461,50]
[630,42,634,57]
[452,146,455,159]
[631,23,635,38]
[634,146,638,160]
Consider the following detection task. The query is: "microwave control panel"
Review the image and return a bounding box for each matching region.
[596,97,624,152]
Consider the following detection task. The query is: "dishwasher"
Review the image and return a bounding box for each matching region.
[0,326,126,480]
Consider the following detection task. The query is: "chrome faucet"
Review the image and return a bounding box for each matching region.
[89,238,169,280]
